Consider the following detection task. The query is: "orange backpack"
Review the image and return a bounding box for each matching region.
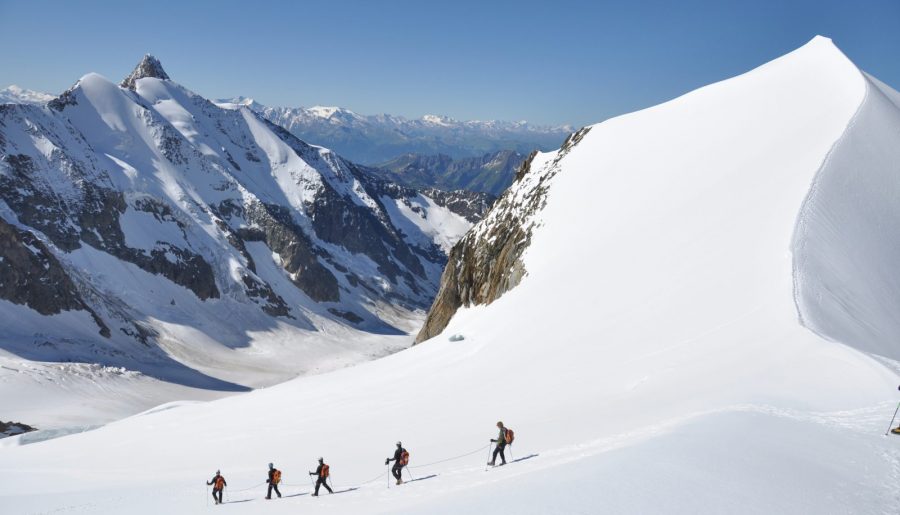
[320,464,330,478]
[399,450,410,466]
[214,476,225,489]
[272,469,282,484]
[504,428,515,445]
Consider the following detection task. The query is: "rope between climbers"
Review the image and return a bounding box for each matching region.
[226,480,266,492]
[408,443,491,470]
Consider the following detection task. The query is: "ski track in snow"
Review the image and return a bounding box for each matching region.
[13,402,899,514]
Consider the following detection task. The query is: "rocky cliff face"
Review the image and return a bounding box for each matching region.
[0,217,109,336]
[415,127,591,343]
[120,54,170,90]
[0,57,490,384]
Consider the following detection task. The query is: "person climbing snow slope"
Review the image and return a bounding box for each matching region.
[385,441,410,485]
[309,457,333,496]
[489,421,514,466]
[206,470,226,505]
[265,463,281,499]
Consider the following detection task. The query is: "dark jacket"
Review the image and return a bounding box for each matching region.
[267,469,277,483]
[387,447,406,463]
[310,463,327,477]
[208,474,226,490]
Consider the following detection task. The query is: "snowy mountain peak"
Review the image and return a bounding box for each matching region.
[0,85,54,104]
[232,96,255,106]
[121,54,170,90]
[305,106,367,124]
[421,114,454,126]
[213,96,265,111]
[308,105,346,118]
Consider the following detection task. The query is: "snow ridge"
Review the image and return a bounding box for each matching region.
[792,69,900,360]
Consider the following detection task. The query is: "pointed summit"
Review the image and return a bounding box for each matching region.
[121,54,169,90]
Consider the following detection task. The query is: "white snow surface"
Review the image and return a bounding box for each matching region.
[379,193,471,253]
[0,85,54,104]
[2,37,900,514]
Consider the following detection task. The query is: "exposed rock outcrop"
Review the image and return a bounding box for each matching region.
[121,54,170,90]
[421,188,496,223]
[0,420,36,439]
[238,201,339,303]
[415,127,591,343]
[0,152,219,301]
[0,217,109,336]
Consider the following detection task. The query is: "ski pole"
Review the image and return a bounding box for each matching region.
[886,401,900,436]
[205,484,209,507]
[387,463,391,489]
[508,444,514,462]
[485,442,492,471]
[404,465,415,481]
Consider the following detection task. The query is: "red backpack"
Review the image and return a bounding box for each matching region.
[504,428,515,445]
[320,464,330,478]
[272,469,282,484]
[399,450,410,466]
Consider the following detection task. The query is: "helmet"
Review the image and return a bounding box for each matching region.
[216,470,220,475]
[268,462,273,469]
[396,441,402,446]
[497,421,504,427]
[318,457,324,462]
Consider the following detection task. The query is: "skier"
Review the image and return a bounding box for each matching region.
[488,421,514,466]
[206,470,227,505]
[385,441,410,485]
[265,462,282,499]
[309,457,333,496]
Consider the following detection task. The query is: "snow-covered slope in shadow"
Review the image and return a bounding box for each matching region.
[1,37,898,514]
[793,73,900,360]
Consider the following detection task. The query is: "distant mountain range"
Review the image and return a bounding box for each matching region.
[217,97,572,165]
[0,85,54,104]
[375,150,527,196]
[4,86,567,196]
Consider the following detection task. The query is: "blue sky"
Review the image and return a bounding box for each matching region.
[0,0,898,126]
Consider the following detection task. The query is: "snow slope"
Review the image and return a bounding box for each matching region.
[2,37,900,514]
[792,72,900,361]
